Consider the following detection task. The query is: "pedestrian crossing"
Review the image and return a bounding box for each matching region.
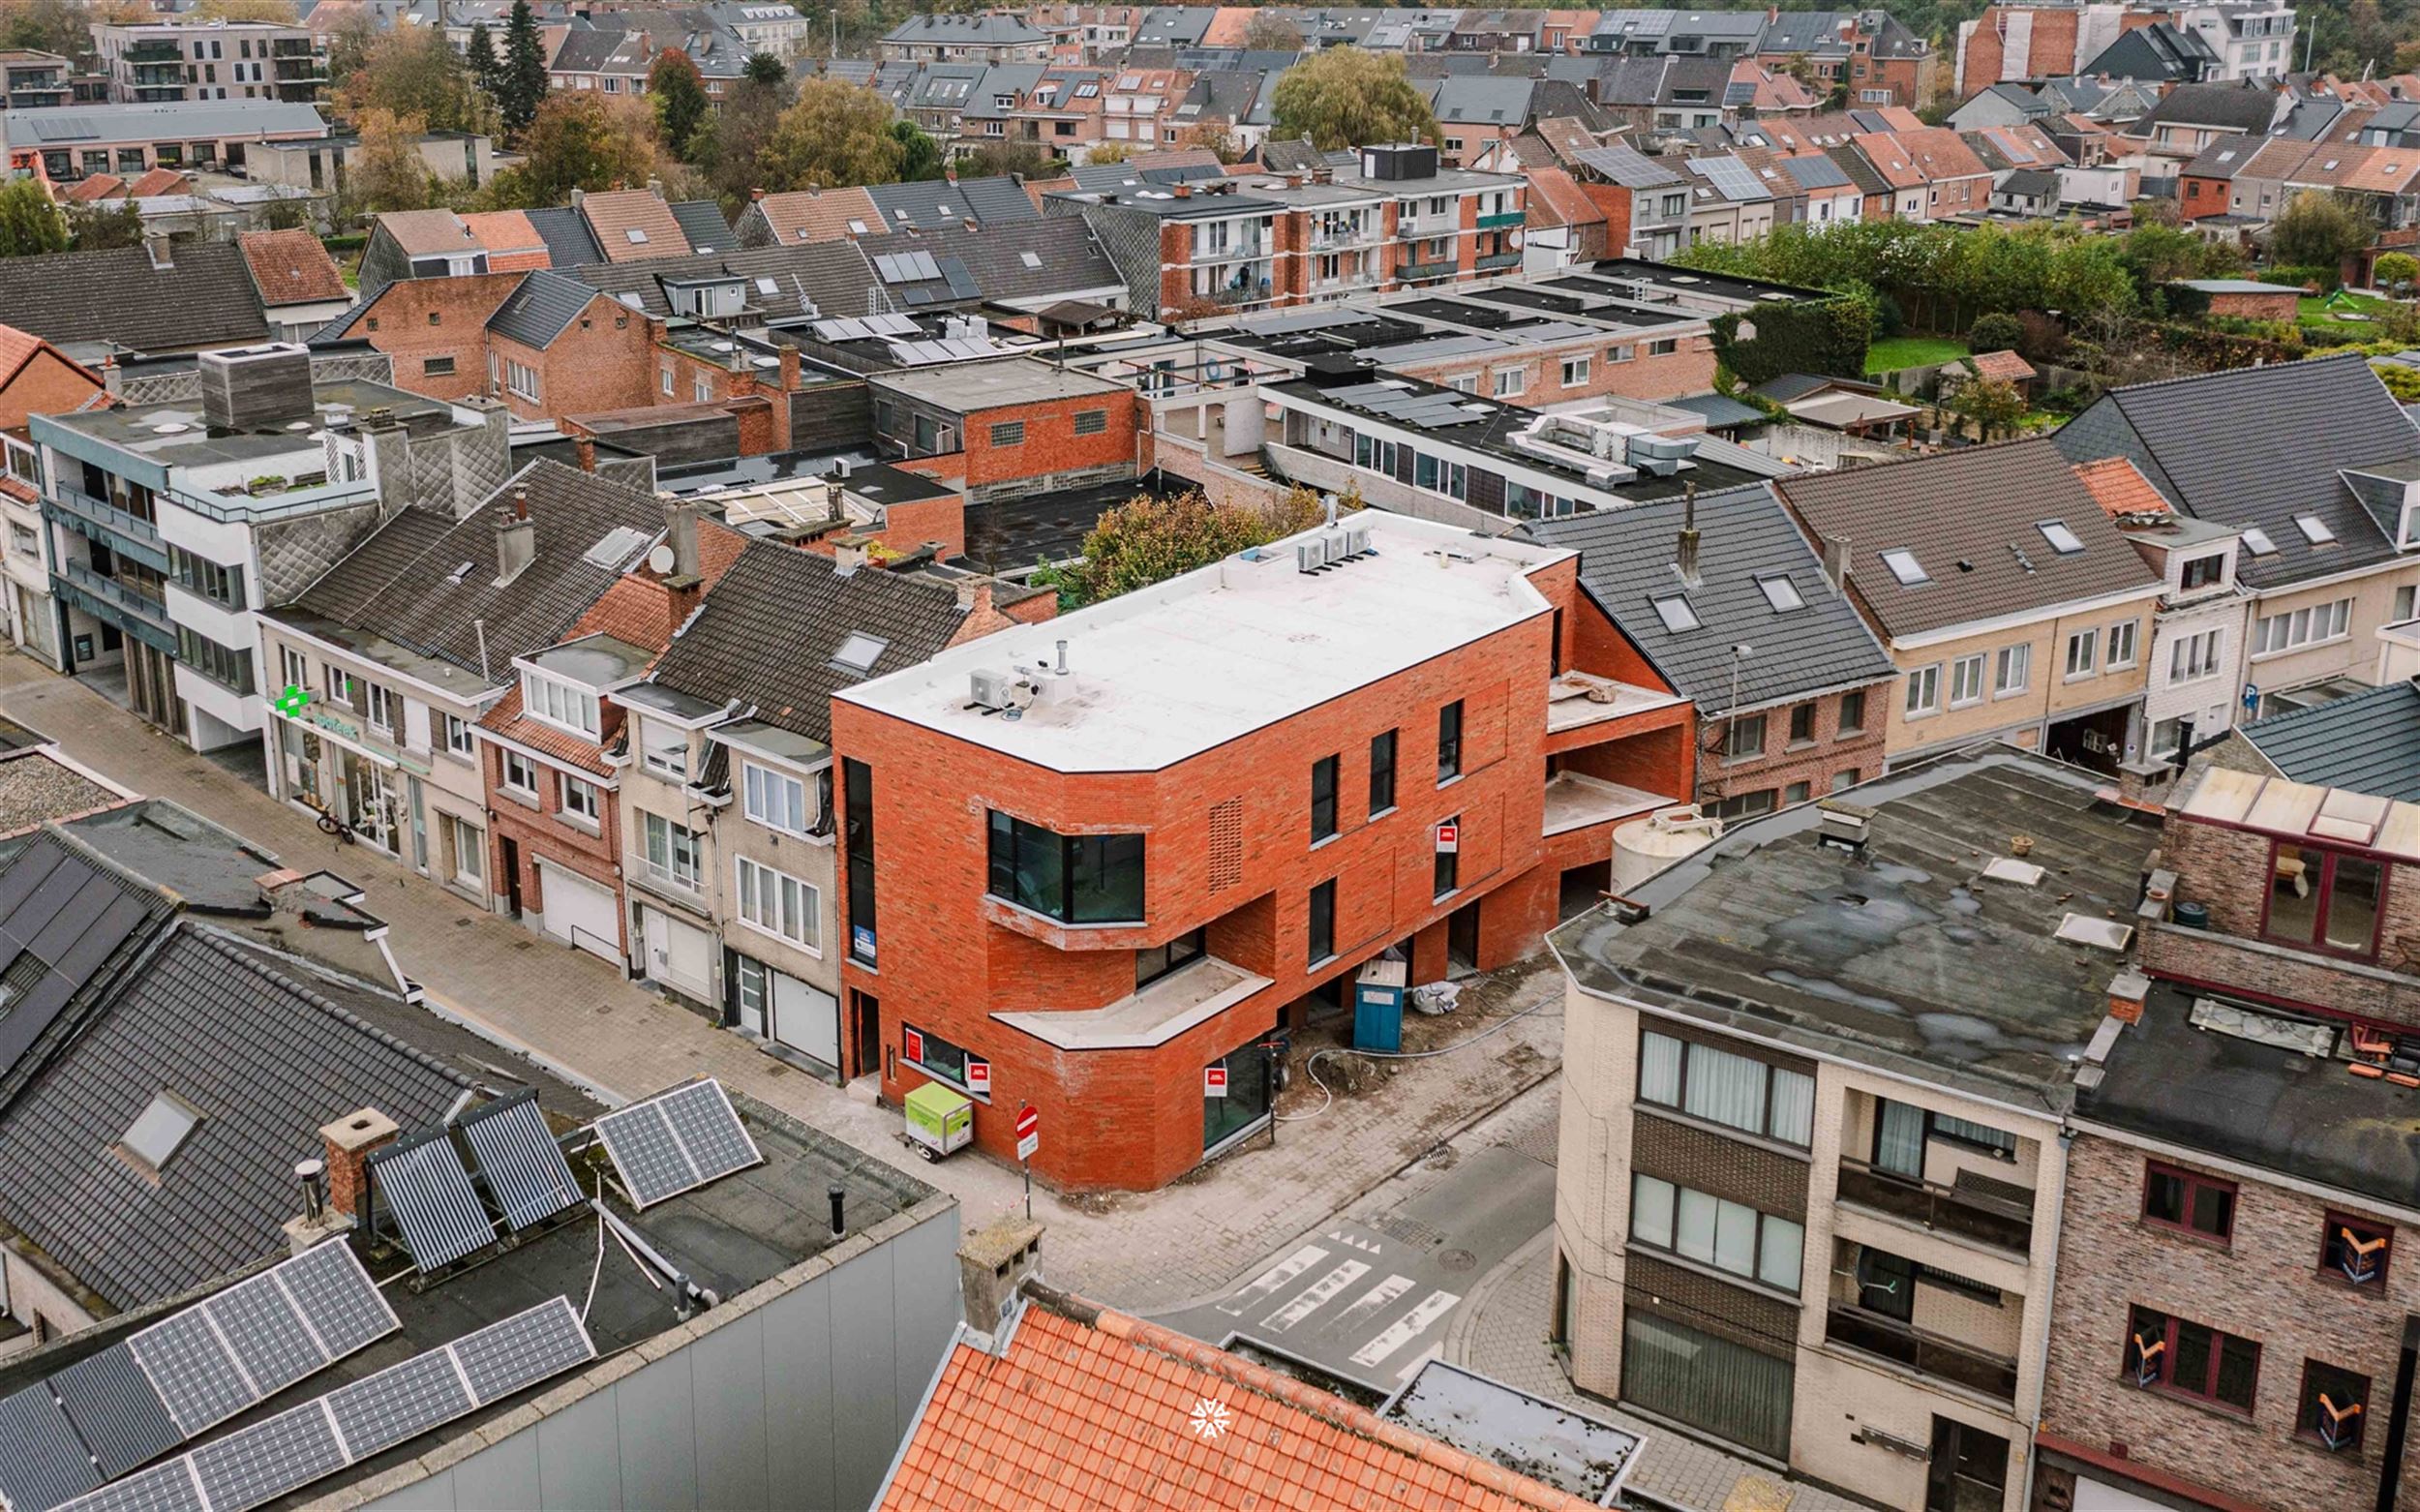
[1215,1224,1464,1384]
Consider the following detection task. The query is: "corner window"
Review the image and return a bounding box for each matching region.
[1638,1029,1813,1146]
[2266,843,2385,956]
[2143,1161,2236,1242]
[986,811,1145,923]
[1437,700,1464,781]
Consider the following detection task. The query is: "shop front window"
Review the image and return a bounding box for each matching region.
[1203,1043,1272,1154]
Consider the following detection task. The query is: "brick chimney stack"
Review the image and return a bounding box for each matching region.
[319,1108,398,1223]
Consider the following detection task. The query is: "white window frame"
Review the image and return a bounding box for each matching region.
[643,810,702,889]
[364,681,397,733]
[505,359,538,402]
[2252,597,2353,658]
[560,771,600,825]
[2105,620,2139,670]
[501,750,539,796]
[323,664,352,703]
[1560,356,1591,388]
[522,671,601,739]
[448,813,485,887]
[1905,662,1942,717]
[741,760,810,836]
[1993,643,2031,698]
[278,645,308,693]
[442,713,476,758]
[736,855,820,953]
[2064,629,2097,680]
[642,719,686,779]
[1948,653,1984,709]
[1492,368,1527,397]
[2170,627,2223,682]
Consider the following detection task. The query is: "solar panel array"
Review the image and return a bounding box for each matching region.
[457,1093,581,1234]
[0,1244,395,1512]
[50,1299,596,1512]
[810,313,923,343]
[591,1077,763,1210]
[366,1131,492,1274]
[873,250,942,285]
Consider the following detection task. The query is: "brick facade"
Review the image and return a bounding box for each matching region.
[479,731,628,954]
[2041,1131,2420,1511]
[1697,684,1893,815]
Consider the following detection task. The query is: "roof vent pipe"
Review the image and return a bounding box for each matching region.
[1322,492,1339,528]
[295,1158,325,1220]
[1676,481,1701,587]
[1055,639,1069,676]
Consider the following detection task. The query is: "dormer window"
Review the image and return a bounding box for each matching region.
[2180,553,2225,590]
[1880,548,1928,585]
[523,671,600,738]
[2037,520,2085,555]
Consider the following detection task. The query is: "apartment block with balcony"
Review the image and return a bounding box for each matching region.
[1548,745,2164,1512]
[92,19,321,104]
[2036,763,2420,1511]
[28,344,505,753]
[829,510,1694,1192]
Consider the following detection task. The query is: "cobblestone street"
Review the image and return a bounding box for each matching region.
[0,655,1561,1313]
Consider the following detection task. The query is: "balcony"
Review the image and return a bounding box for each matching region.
[1399,257,1459,282]
[1826,1305,2018,1402]
[624,849,708,911]
[59,559,171,637]
[1192,240,1270,264]
[1478,210,1525,229]
[1543,771,1670,837]
[125,40,182,63]
[48,485,169,566]
[1836,1158,2034,1255]
[1475,251,1522,272]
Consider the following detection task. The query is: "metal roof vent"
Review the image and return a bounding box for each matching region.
[1815,798,1872,853]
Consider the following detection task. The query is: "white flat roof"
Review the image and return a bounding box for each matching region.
[838,513,1571,771]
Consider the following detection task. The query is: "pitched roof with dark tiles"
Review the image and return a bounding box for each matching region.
[485,268,603,349]
[523,203,605,268]
[0,242,269,353]
[567,239,879,321]
[287,460,667,682]
[668,198,735,252]
[1531,482,1894,714]
[647,542,971,742]
[2051,353,2420,589]
[855,218,1120,303]
[2239,680,2420,801]
[1775,437,2163,639]
[2137,80,2279,134]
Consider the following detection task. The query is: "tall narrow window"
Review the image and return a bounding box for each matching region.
[1309,879,1336,965]
[1310,755,1338,842]
[843,758,876,966]
[1437,700,1464,781]
[1369,729,1398,814]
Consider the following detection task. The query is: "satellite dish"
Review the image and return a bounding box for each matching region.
[647,543,678,574]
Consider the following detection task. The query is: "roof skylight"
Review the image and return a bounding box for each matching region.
[1880,548,1929,585]
[121,1092,200,1174]
[1650,595,1701,633]
[1757,574,1804,612]
[832,632,889,675]
[2294,514,2336,544]
[2242,527,2278,555]
[2037,519,2085,554]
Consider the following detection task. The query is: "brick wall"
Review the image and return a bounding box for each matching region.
[958,389,1139,500]
[495,302,654,421]
[1698,685,1893,812]
[2041,1131,2420,1510]
[829,597,1561,1190]
[480,741,626,952]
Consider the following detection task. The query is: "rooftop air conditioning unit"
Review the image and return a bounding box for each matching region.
[1626,433,1700,476]
[1341,524,1372,558]
[970,668,1029,709]
[1296,537,1332,573]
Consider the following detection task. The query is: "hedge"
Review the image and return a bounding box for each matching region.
[1708,295,1873,386]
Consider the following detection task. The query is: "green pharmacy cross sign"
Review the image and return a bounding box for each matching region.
[273,684,311,718]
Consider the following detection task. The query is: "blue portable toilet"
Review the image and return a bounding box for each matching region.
[1353,958,1407,1053]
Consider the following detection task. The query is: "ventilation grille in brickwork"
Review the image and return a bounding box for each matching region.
[1209,798,1243,891]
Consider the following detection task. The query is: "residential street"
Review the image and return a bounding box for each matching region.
[0,654,1562,1315]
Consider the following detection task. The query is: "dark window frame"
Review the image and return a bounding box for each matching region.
[1311,754,1339,842]
[1437,700,1464,782]
[2142,1160,2237,1243]
[2124,1305,2259,1414]
[2260,838,2388,960]
[1434,813,1460,898]
[2298,1358,2370,1451]
[1637,1027,1814,1148]
[985,809,1146,924]
[1135,926,1205,991]
[843,757,877,966]
[1308,878,1336,965]
[2321,1211,2392,1286]
[1369,729,1398,814]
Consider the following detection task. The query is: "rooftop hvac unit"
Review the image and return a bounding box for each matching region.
[198,342,315,433]
[1296,537,1332,573]
[969,668,1038,711]
[1625,433,1700,476]
[1341,524,1372,558]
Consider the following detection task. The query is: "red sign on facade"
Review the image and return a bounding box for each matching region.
[965,1058,990,1095]
[902,1026,924,1064]
[1435,821,1460,853]
[1204,1066,1229,1098]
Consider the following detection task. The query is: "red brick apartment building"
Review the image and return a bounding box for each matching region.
[829,511,1694,1191]
[2038,765,2420,1512]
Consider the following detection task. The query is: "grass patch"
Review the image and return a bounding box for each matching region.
[2298,291,2394,326]
[1864,336,1971,374]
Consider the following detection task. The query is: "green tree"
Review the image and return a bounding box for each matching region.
[466,21,500,98]
[2374,361,2420,402]
[507,93,659,206]
[650,49,711,161]
[744,50,787,89]
[1269,46,1437,151]
[0,179,67,259]
[345,107,438,213]
[1084,140,1135,166]
[700,76,784,207]
[1967,312,2023,352]
[1942,373,2029,441]
[1241,10,1304,51]
[1039,487,1337,608]
[0,0,93,61]
[341,26,492,136]
[2376,251,2420,294]
[755,78,906,191]
[193,0,294,19]
[499,0,548,139]
[956,140,1058,180]
[2270,190,2379,270]
[66,197,142,251]
[890,117,944,181]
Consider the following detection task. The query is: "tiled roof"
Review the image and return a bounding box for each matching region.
[855,217,1120,304]
[2137,81,2279,135]
[124,167,188,197]
[1966,348,2038,383]
[523,203,606,268]
[875,1287,1594,1512]
[668,197,734,253]
[2051,353,2420,590]
[60,174,124,202]
[646,540,971,741]
[1775,437,2162,639]
[567,239,879,322]
[2072,457,2170,517]
[287,460,668,682]
[459,208,553,266]
[486,268,601,349]
[580,188,693,262]
[0,242,270,354]
[1532,482,1894,714]
[2239,680,2420,802]
[237,227,349,305]
[378,206,479,257]
[750,186,883,244]
[477,684,618,774]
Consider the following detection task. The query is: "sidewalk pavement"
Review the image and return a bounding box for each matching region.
[1446,1215,1868,1512]
[0,656,1561,1313]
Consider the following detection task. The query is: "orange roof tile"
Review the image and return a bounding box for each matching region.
[459,209,552,269]
[1967,348,2037,383]
[1198,5,1257,46]
[580,188,690,263]
[238,227,349,304]
[62,174,124,202]
[878,1290,1597,1512]
[1522,166,1604,231]
[751,187,882,245]
[2072,457,2170,518]
[126,166,189,197]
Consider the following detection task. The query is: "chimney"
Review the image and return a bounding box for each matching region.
[663,499,701,582]
[570,187,585,209]
[2106,967,2150,1025]
[647,175,665,199]
[1823,533,1852,591]
[955,577,995,617]
[958,1218,1045,1337]
[777,344,801,392]
[142,230,172,270]
[833,539,867,576]
[573,432,597,472]
[495,489,535,585]
[1676,482,1701,586]
[751,187,766,201]
[1175,181,1194,197]
[318,1108,398,1225]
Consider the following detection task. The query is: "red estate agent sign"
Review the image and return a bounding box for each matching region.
[965,1058,990,1096]
[1435,820,1459,853]
[1205,1065,1229,1098]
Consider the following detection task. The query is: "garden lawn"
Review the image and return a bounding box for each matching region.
[2297,291,2394,327]
[1864,336,1971,374]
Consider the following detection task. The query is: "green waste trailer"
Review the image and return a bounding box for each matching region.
[904,1081,973,1162]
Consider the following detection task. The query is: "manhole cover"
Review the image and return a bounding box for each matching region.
[1438,1249,1476,1272]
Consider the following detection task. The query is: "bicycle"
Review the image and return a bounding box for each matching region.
[315,809,358,844]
